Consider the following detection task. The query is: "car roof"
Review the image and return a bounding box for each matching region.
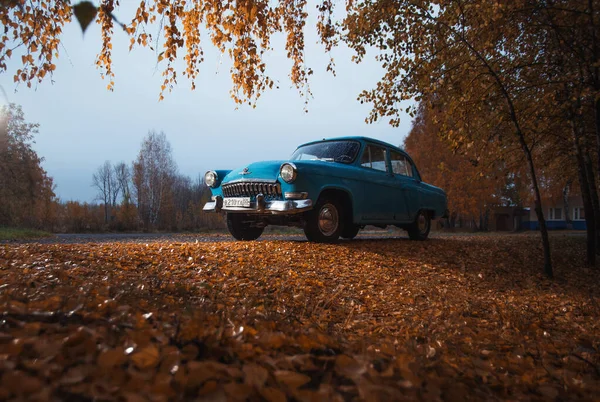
[298,136,405,153]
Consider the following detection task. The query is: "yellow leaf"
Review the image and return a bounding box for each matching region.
[274,370,311,389]
[131,345,160,369]
[98,347,126,369]
[259,387,286,402]
[243,363,268,388]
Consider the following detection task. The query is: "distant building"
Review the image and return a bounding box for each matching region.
[521,195,586,230]
[489,206,529,231]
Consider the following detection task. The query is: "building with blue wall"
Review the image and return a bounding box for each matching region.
[521,196,586,230]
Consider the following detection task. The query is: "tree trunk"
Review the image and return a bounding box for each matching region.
[583,151,600,253]
[563,181,572,230]
[484,208,490,232]
[457,36,553,277]
[596,97,600,174]
[572,120,596,265]
[523,144,553,278]
[589,0,600,174]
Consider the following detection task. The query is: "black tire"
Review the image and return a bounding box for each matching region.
[408,210,431,241]
[304,197,343,243]
[341,224,360,240]
[227,214,264,241]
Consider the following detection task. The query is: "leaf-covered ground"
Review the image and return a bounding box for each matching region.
[0,233,599,401]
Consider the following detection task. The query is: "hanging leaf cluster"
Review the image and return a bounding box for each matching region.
[0,1,72,88]
[0,0,318,104]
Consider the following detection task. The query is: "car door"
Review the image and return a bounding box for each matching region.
[389,151,419,222]
[357,144,396,221]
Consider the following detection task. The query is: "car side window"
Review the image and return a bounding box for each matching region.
[390,151,413,177]
[360,145,388,172]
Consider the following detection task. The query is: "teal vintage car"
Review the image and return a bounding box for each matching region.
[203,137,448,242]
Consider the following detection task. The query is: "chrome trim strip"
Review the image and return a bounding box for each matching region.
[224,178,278,184]
[203,199,313,215]
[284,192,308,200]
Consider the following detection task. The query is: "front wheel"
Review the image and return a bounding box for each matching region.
[227,214,264,241]
[341,224,360,240]
[304,197,343,243]
[407,210,431,241]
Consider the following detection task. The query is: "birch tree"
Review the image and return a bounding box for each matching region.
[132,130,177,228]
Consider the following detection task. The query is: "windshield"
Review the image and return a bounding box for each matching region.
[290,141,360,164]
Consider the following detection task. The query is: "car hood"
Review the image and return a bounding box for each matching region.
[223,159,352,183]
[224,161,287,182]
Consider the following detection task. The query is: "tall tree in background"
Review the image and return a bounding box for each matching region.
[114,162,131,204]
[132,130,177,228]
[113,161,138,230]
[92,160,119,224]
[0,103,55,228]
[404,102,520,229]
[513,1,597,263]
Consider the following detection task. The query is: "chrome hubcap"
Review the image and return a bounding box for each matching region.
[318,203,339,236]
[418,213,428,234]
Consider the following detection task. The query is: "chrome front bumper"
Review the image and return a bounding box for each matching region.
[203,196,312,215]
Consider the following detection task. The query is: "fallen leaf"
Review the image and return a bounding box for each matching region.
[274,370,311,389]
[131,345,160,370]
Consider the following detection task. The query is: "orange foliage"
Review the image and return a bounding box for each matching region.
[0,0,312,105]
[0,104,56,229]
[404,103,508,223]
[60,201,105,232]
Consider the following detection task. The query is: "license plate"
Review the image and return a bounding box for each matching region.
[223,197,251,208]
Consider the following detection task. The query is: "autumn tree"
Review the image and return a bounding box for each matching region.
[132,130,177,229]
[111,161,138,229]
[477,1,600,264]
[0,103,55,229]
[114,161,131,204]
[60,200,104,232]
[169,173,212,230]
[92,160,120,224]
[334,1,561,275]
[404,101,525,230]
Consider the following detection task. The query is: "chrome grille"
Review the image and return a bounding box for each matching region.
[222,182,282,197]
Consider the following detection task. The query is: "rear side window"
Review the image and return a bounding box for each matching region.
[390,151,413,177]
[360,145,388,172]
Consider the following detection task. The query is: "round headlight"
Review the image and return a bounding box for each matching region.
[204,171,218,188]
[280,163,297,183]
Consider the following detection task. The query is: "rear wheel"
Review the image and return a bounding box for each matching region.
[408,210,431,241]
[227,214,264,241]
[304,197,343,243]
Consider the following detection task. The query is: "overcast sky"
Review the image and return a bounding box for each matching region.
[0,3,412,202]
